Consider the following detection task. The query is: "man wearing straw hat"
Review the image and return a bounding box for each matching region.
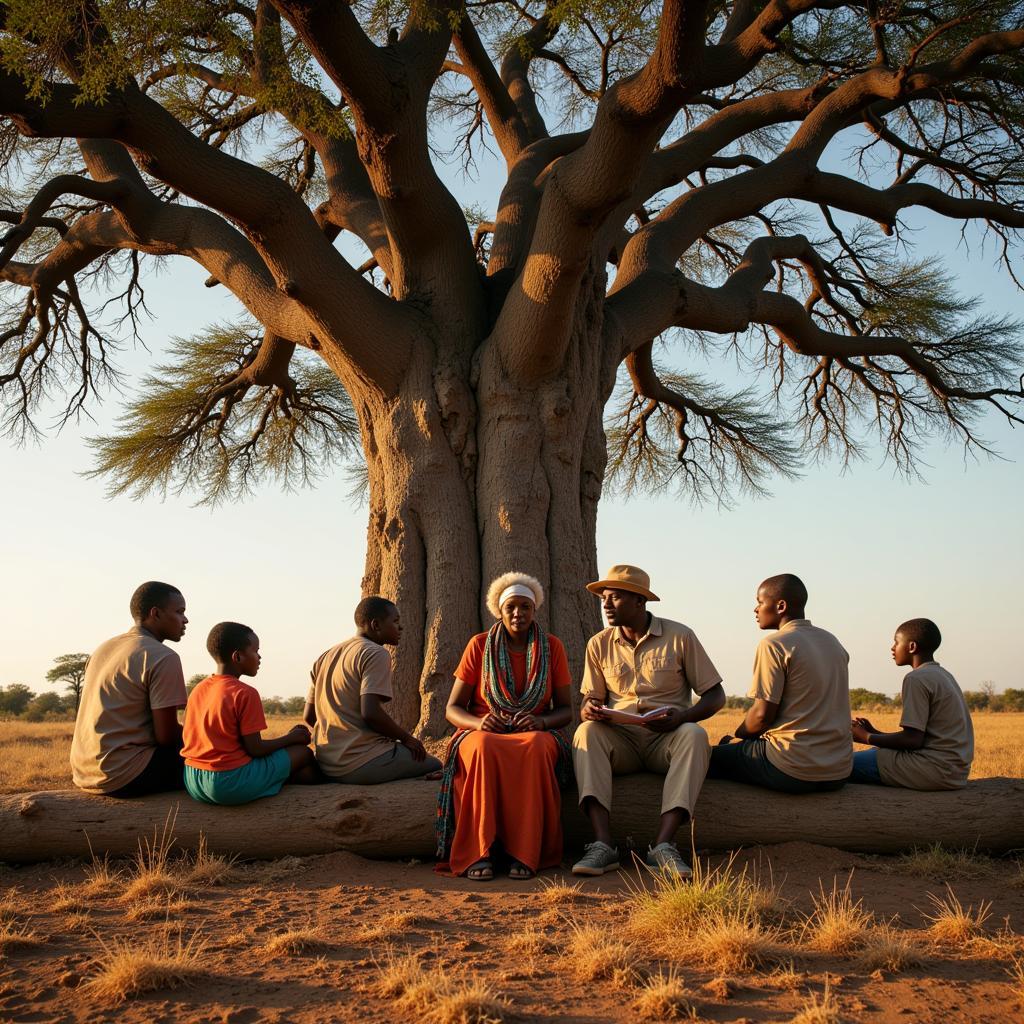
[571,565,725,878]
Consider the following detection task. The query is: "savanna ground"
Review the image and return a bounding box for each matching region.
[1,713,1023,1023]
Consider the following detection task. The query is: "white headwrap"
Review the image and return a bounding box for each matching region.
[498,583,537,609]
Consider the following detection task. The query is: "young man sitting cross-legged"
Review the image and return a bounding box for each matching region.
[708,573,851,793]
[848,618,974,790]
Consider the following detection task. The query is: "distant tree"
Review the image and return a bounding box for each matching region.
[0,683,35,716]
[45,653,90,712]
[963,690,990,712]
[849,688,894,711]
[186,673,206,696]
[282,696,306,716]
[23,691,69,722]
[262,697,287,716]
[1001,688,1024,712]
[724,695,753,711]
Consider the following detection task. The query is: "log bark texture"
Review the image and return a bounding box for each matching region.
[3,776,1022,864]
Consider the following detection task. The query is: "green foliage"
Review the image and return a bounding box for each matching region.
[963,685,1024,712]
[185,673,206,695]
[22,690,69,721]
[605,361,801,506]
[849,688,896,711]
[87,319,362,505]
[45,652,89,711]
[261,694,305,716]
[724,695,753,710]
[0,683,35,716]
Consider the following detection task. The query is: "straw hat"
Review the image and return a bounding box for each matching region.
[586,564,659,602]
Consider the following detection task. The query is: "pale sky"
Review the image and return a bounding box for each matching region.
[1,130,1022,703]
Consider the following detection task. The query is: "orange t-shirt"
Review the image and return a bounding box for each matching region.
[455,632,572,718]
[182,675,267,772]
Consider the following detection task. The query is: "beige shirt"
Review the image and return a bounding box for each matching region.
[581,616,722,713]
[876,662,974,790]
[70,626,187,794]
[306,636,396,778]
[748,619,851,782]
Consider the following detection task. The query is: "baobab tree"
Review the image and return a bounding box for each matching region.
[1,1,1022,735]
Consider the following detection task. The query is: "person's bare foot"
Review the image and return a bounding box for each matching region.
[465,859,493,881]
[508,861,534,880]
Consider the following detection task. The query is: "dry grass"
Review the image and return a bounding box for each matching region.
[263,926,331,956]
[64,911,92,932]
[789,981,841,1024]
[49,882,81,913]
[123,896,192,922]
[84,926,206,1002]
[760,962,806,991]
[628,854,782,937]
[564,921,638,982]
[0,888,21,924]
[81,852,124,898]
[922,888,992,945]
[375,952,508,1024]
[801,878,873,954]
[1008,957,1024,999]
[183,834,238,885]
[889,843,995,881]
[627,854,785,972]
[536,876,586,906]
[690,910,782,973]
[502,923,552,958]
[632,968,699,1021]
[0,920,43,953]
[354,910,427,944]
[856,923,924,973]
[4,713,1021,796]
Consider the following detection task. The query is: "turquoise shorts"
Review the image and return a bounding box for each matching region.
[184,748,291,806]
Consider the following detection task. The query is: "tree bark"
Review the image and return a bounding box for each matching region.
[4,777,1022,864]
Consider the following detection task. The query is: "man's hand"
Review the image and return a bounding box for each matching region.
[479,713,508,733]
[644,707,681,733]
[580,698,609,723]
[288,724,312,746]
[851,717,875,744]
[401,734,428,761]
[718,733,737,745]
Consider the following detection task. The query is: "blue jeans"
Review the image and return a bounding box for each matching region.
[707,738,846,794]
[847,748,883,785]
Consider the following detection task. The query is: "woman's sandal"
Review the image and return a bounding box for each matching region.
[466,859,494,881]
[508,861,535,880]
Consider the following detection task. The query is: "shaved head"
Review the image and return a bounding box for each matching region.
[759,574,808,614]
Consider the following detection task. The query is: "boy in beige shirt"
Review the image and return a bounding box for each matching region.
[849,618,974,789]
[708,573,851,793]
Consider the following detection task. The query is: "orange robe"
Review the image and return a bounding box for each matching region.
[439,631,572,876]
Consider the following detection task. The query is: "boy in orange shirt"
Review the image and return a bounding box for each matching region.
[183,622,319,804]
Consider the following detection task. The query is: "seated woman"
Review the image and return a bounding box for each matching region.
[436,572,573,880]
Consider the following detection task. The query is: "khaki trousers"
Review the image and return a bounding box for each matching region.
[572,720,711,816]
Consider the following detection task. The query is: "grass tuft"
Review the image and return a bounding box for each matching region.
[536,876,586,906]
[0,889,21,924]
[50,882,80,913]
[889,843,994,881]
[84,926,206,1003]
[790,981,841,1024]
[689,909,782,973]
[564,920,638,982]
[856,923,923,973]
[0,920,43,953]
[81,852,123,897]
[354,910,427,944]
[922,887,991,944]
[801,877,873,954]
[375,952,507,1023]
[64,911,92,932]
[502,923,551,958]
[628,853,782,938]
[632,968,699,1020]
[1008,957,1024,999]
[263,926,331,956]
[182,834,238,885]
[124,896,192,922]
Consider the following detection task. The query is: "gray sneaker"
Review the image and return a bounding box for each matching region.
[646,842,692,878]
[572,841,620,876]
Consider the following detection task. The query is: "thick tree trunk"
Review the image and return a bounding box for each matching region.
[347,272,616,737]
[4,778,1022,863]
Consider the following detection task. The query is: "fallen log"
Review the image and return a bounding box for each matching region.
[2,776,1022,865]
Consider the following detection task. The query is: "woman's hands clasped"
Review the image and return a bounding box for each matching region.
[477,710,545,732]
